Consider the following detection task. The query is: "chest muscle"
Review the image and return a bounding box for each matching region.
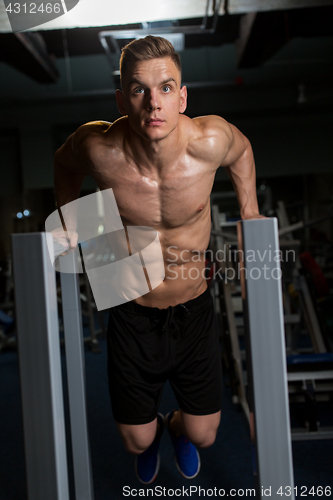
[108,166,214,229]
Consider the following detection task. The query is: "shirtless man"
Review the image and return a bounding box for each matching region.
[54,36,262,484]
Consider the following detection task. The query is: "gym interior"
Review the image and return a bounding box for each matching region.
[0,1,333,499]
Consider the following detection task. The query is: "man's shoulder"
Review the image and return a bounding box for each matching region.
[72,118,126,153]
[183,115,232,161]
[192,115,231,137]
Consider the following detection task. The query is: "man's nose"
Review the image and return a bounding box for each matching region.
[146,90,161,110]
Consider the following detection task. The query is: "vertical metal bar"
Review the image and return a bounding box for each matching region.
[59,252,94,500]
[299,275,326,353]
[212,205,249,419]
[12,233,69,500]
[82,272,100,353]
[237,218,294,499]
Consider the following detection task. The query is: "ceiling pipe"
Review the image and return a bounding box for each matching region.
[98,0,223,75]
[13,32,59,82]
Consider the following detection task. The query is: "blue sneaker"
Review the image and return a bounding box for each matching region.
[166,411,201,479]
[135,413,164,484]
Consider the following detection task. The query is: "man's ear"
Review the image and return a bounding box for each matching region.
[179,85,187,114]
[116,89,127,115]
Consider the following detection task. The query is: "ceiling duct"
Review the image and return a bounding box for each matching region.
[98,0,223,79]
[1,0,332,32]
[228,0,333,14]
[0,31,59,83]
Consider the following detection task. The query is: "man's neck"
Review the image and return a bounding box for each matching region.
[126,122,183,173]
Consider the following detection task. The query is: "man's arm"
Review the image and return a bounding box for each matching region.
[54,121,111,250]
[54,122,105,207]
[54,128,87,250]
[217,119,263,220]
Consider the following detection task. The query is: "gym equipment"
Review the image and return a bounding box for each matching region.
[276,202,333,439]
[59,251,94,499]
[211,205,249,419]
[210,213,295,495]
[12,233,94,500]
[212,198,333,441]
[12,219,294,499]
[238,219,294,497]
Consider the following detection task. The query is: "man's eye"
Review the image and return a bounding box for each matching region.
[134,87,144,94]
[162,85,171,93]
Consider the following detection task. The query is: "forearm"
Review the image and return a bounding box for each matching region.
[225,142,260,219]
[54,153,85,237]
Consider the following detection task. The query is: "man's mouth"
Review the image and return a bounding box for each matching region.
[145,118,164,126]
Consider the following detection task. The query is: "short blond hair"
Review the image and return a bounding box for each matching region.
[120,35,181,88]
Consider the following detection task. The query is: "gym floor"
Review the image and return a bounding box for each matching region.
[1,333,332,500]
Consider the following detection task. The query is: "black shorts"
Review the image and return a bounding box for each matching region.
[107,287,223,425]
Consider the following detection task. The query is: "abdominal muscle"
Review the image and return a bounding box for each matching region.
[133,215,211,309]
[138,259,208,309]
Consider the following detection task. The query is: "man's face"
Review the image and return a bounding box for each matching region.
[116,57,187,142]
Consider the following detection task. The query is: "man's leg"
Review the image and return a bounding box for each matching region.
[116,418,159,455]
[117,415,165,484]
[166,409,221,479]
[107,300,169,483]
[169,409,221,449]
[165,288,223,478]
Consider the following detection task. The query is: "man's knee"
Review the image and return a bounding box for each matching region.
[182,411,221,449]
[116,420,157,455]
[188,427,217,448]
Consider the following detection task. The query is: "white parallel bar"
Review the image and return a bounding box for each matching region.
[12,233,69,500]
[238,218,295,499]
[292,429,333,441]
[288,370,333,382]
[59,252,95,500]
